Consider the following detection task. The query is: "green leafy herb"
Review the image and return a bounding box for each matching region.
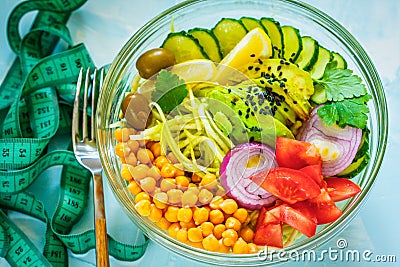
[316,62,367,101]
[152,69,188,113]
[317,94,371,129]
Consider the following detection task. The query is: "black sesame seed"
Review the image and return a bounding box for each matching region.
[258,99,264,105]
[265,74,271,79]
[242,129,247,133]
[246,108,250,113]
[227,88,231,93]
[251,101,256,106]
[271,73,275,78]
[291,52,296,57]
[293,100,298,104]
[280,95,285,102]
[255,67,260,72]
[245,100,249,106]
[249,136,255,142]
[283,88,288,94]
[246,94,251,99]
[251,111,255,116]
[248,66,254,70]
[260,79,265,84]
[245,114,250,119]
[268,66,272,71]
[238,110,243,116]
[282,78,288,82]
[280,82,285,88]
[231,101,236,105]
[253,106,258,112]
[279,71,283,77]
[250,54,256,57]
[285,62,290,65]
[284,107,289,112]
[277,65,282,71]
[258,58,263,64]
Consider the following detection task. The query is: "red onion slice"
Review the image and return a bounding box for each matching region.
[219,142,278,210]
[298,106,362,176]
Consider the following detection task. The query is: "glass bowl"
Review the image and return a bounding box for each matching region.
[97,0,388,265]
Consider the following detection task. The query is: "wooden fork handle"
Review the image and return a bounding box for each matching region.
[93,172,110,267]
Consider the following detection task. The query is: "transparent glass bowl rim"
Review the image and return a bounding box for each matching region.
[97,0,388,265]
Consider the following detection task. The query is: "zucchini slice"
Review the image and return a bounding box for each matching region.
[330,51,348,69]
[260,17,283,58]
[161,31,209,63]
[212,18,248,58]
[188,28,222,62]
[281,25,302,62]
[295,36,319,70]
[308,45,332,79]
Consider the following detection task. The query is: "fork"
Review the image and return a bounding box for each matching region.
[72,68,110,267]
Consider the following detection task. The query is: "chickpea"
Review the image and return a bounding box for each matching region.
[168,222,181,238]
[176,228,188,243]
[127,140,140,154]
[149,142,161,158]
[187,227,203,243]
[209,196,224,210]
[218,239,230,253]
[136,48,175,79]
[202,234,220,252]
[233,238,249,254]
[129,164,149,181]
[127,180,142,195]
[154,155,170,169]
[137,148,154,165]
[193,207,209,225]
[233,208,249,224]
[167,152,179,164]
[248,243,259,254]
[166,189,183,204]
[225,217,241,232]
[134,199,151,216]
[180,220,196,229]
[140,177,157,193]
[220,199,238,215]
[181,190,198,207]
[135,191,150,203]
[199,222,214,237]
[115,142,130,158]
[198,189,213,204]
[160,178,176,192]
[125,152,138,166]
[240,226,255,243]
[160,163,177,178]
[156,217,171,230]
[121,164,133,181]
[165,206,180,223]
[199,173,218,190]
[222,229,238,247]
[177,207,193,223]
[149,204,163,222]
[213,224,226,239]
[146,166,162,180]
[153,192,168,209]
[175,176,190,189]
[209,209,225,225]
[121,128,132,142]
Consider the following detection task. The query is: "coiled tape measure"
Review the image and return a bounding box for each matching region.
[0,0,149,266]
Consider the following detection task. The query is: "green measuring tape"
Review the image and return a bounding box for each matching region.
[0,0,149,266]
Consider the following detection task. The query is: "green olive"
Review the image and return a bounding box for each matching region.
[122,93,152,130]
[136,48,175,79]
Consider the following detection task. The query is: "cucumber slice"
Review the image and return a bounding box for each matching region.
[310,83,327,104]
[188,28,222,62]
[212,18,248,58]
[330,51,348,69]
[162,31,208,63]
[281,25,302,62]
[295,36,319,70]
[240,16,264,31]
[260,17,283,58]
[308,45,332,79]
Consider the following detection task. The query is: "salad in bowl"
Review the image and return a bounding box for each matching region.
[97,0,387,265]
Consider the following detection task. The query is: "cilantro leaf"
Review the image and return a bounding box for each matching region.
[152,69,188,113]
[317,61,367,101]
[317,94,371,129]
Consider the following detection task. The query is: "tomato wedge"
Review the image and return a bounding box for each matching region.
[279,204,317,237]
[276,137,322,169]
[325,177,361,202]
[251,167,321,204]
[308,188,342,224]
[253,206,283,248]
[300,164,324,187]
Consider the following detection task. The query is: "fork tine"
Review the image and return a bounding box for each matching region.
[82,68,91,140]
[72,68,84,146]
[91,69,98,141]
